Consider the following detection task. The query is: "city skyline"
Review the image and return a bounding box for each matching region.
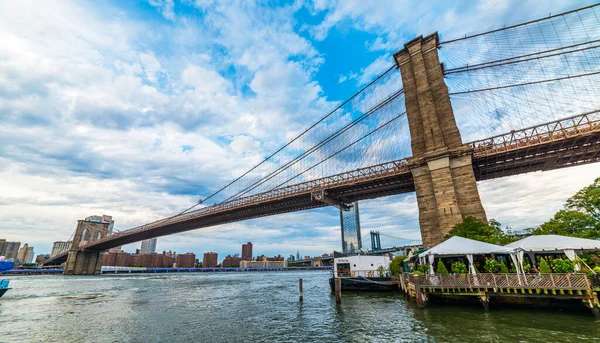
[1,0,598,259]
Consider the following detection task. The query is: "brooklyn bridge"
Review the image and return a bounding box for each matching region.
[46,4,600,274]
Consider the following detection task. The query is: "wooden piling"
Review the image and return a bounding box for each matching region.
[335,277,341,303]
[299,279,303,302]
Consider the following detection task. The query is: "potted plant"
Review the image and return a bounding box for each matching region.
[451,261,467,274]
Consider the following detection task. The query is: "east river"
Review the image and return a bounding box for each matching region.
[1,271,599,343]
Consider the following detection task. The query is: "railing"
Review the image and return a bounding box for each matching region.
[332,269,390,278]
[468,110,600,157]
[404,273,591,291]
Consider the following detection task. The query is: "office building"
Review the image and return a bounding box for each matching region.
[51,241,72,257]
[16,243,32,263]
[140,238,157,255]
[0,240,20,259]
[242,242,253,261]
[203,252,218,268]
[26,247,35,264]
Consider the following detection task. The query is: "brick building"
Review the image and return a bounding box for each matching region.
[203,252,218,268]
[222,255,242,268]
[176,253,196,268]
[241,242,253,260]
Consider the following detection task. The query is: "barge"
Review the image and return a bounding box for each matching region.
[329,255,398,292]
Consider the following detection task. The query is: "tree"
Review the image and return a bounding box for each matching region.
[444,216,513,244]
[499,261,509,273]
[566,177,600,221]
[539,258,552,274]
[436,260,449,275]
[389,255,407,276]
[534,209,599,239]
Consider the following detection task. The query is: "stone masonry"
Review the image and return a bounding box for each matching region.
[64,220,110,275]
[394,33,487,247]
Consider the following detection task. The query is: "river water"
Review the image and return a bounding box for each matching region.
[1,271,599,343]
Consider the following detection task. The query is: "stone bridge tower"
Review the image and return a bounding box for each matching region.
[64,220,110,275]
[394,33,487,247]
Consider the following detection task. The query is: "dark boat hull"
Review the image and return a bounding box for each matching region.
[329,277,398,292]
[0,288,9,299]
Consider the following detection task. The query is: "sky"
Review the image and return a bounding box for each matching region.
[0,0,598,261]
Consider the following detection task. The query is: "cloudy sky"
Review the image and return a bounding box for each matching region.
[1,0,598,260]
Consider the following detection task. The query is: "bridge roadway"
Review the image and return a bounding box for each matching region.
[46,110,600,264]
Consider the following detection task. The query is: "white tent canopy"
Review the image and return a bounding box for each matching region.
[418,236,515,275]
[419,236,513,258]
[506,235,600,252]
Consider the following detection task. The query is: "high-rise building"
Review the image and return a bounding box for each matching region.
[26,247,35,264]
[51,241,72,257]
[296,249,300,261]
[242,242,253,261]
[203,252,218,268]
[16,243,31,263]
[0,241,20,259]
[85,214,115,234]
[36,254,50,264]
[0,239,5,255]
[140,238,157,255]
[222,255,242,267]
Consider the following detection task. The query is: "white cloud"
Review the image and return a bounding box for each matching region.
[148,0,175,21]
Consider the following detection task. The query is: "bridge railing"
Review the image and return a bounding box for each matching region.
[404,273,591,291]
[468,110,600,157]
[333,269,390,278]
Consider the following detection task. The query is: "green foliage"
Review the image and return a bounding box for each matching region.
[377,265,387,277]
[566,177,600,222]
[500,261,509,273]
[389,255,407,276]
[451,261,467,274]
[539,258,552,274]
[534,210,599,239]
[444,217,515,244]
[412,270,423,275]
[593,266,600,273]
[436,260,449,275]
[484,258,502,273]
[417,264,429,274]
[549,258,574,273]
[522,263,532,273]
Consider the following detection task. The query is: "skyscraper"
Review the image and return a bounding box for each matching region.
[16,243,31,263]
[26,247,35,264]
[0,241,20,259]
[242,242,253,261]
[140,238,157,255]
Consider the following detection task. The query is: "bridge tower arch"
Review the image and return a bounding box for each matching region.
[394,33,487,247]
[64,220,110,275]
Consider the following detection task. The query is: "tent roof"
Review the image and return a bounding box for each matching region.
[419,236,512,257]
[505,235,600,252]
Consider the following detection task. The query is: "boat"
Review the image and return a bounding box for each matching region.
[329,255,398,292]
[0,261,15,272]
[0,280,10,299]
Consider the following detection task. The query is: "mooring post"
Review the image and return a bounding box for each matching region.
[335,277,342,303]
[299,278,303,302]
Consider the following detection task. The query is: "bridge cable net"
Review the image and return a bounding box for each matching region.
[438,3,600,143]
[116,65,411,234]
[362,231,421,252]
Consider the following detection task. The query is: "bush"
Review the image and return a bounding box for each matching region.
[436,260,449,275]
[389,255,407,276]
[539,258,552,274]
[451,261,467,274]
[522,263,532,273]
[594,266,600,273]
[500,261,509,273]
[417,264,429,274]
[484,258,501,273]
[412,270,423,275]
[551,258,575,273]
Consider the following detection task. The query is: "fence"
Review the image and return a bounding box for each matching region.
[333,269,389,278]
[404,273,591,291]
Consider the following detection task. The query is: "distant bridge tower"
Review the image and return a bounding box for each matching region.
[393,33,487,247]
[370,231,381,252]
[64,220,110,275]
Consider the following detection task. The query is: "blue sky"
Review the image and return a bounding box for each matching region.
[1,0,598,261]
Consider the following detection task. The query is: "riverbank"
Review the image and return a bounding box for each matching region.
[0,266,332,275]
